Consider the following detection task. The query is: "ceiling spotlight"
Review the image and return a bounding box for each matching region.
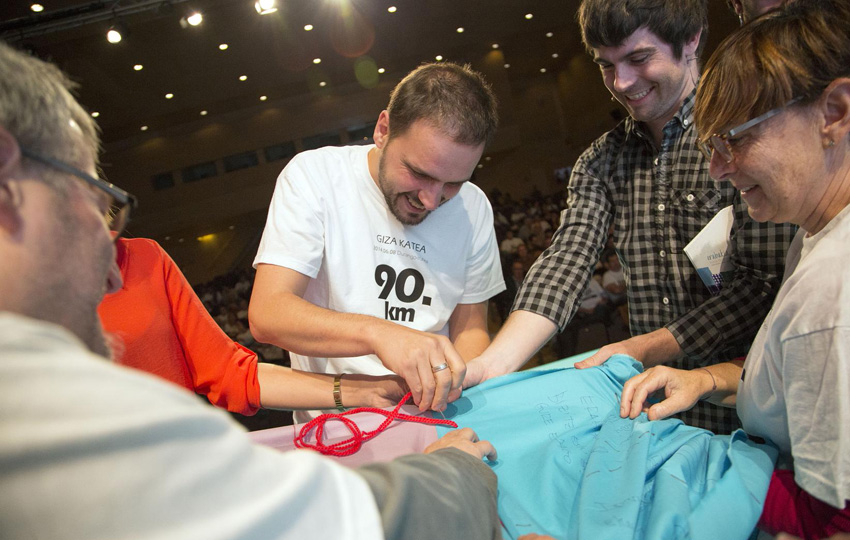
[540,68,547,73]
[200,110,208,116]
[180,11,203,28]
[319,81,327,87]
[378,67,385,74]
[435,55,443,61]
[313,58,321,64]
[141,125,149,131]
[504,63,510,68]
[260,95,268,101]
[165,93,174,99]
[546,32,554,38]
[255,0,278,15]
[456,27,464,33]
[304,24,313,31]
[492,43,499,49]
[239,75,247,81]
[106,26,123,44]
[387,6,397,13]
[477,164,483,169]
[525,13,533,20]
[552,53,559,58]
[91,111,100,118]
[133,64,143,71]
[219,43,228,50]
[30,4,44,12]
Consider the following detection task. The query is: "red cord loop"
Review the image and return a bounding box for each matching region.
[294,392,458,457]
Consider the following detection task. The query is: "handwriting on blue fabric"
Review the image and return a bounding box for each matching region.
[436,355,777,540]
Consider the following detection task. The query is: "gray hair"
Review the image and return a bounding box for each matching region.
[0,41,100,183]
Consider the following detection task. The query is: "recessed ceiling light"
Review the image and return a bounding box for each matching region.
[456,27,464,33]
[165,236,171,241]
[219,43,228,50]
[387,6,397,13]
[435,55,443,61]
[239,75,248,81]
[504,63,510,68]
[525,13,533,19]
[313,58,321,64]
[485,156,491,161]
[304,24,313,31]
[378,67,385,74]
[540,68,547,73]
[165,93,174,99]
[552,53,559,58]
[106,27,122,44]
[30,4,44,12]
[141,125,149,131]
[260,95,268,101]
[133,64,143,71]
[254,0,277,15]
[200,110,208,115]
[319,81,327,87]
[229,225,235,230]
[91,111,100,118]
[186,12,203,26]
[477,164,483,169]
[546,32,554,38]
[492,43,499,49]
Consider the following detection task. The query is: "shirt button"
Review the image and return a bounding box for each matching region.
[659,250,666,257]
[686,193,695,202]
[683,119,690,126]
[662,297,670,305]
[657,203,666,211]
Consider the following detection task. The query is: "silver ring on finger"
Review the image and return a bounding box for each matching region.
[431,362,449,373]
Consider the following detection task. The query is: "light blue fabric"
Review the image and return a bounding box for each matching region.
[436,355,777,540]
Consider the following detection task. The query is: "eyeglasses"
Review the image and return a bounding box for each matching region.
[698,96,803,163]
[20,147,138,240]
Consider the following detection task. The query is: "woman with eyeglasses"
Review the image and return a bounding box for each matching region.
[616,4,850,539]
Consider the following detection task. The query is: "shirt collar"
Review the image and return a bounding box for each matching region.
[625,88,697,143]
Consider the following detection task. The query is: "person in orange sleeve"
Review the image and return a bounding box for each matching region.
[99,237,405,416]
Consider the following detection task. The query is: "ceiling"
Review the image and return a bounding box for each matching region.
[2,0,593,145]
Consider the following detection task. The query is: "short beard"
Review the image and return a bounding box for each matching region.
[377,150,430,226]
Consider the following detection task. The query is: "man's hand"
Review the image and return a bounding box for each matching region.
[424,427,497,461]
[574,327,683,369]
[619,365,712,421]
[372,324,466,413]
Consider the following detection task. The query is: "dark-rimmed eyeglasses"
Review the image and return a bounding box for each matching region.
[698,96,803,163]
[20,147,138,240]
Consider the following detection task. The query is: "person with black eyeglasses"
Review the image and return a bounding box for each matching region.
[0,41,501,540]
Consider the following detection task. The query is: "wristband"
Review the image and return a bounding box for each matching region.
[698,368,717,400]
[333,374,346,412]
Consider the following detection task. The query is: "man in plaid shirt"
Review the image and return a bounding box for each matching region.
[464,0,796,433]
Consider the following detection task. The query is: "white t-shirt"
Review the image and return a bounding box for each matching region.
[578,278,608,311]
[254,145,504,410]
[602,268,625,288]
[0,313,383,540]
[737,204,850,508]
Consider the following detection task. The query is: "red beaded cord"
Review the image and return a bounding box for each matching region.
[293,392,458,457]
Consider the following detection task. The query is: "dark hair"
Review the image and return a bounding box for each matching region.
[577,0,708,59]
[695,1,850,138]
[387,62,499,146]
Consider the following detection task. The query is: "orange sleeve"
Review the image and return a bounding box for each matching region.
[155,241,261,416]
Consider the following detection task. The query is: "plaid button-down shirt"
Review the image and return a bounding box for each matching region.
[514,91,796,433]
